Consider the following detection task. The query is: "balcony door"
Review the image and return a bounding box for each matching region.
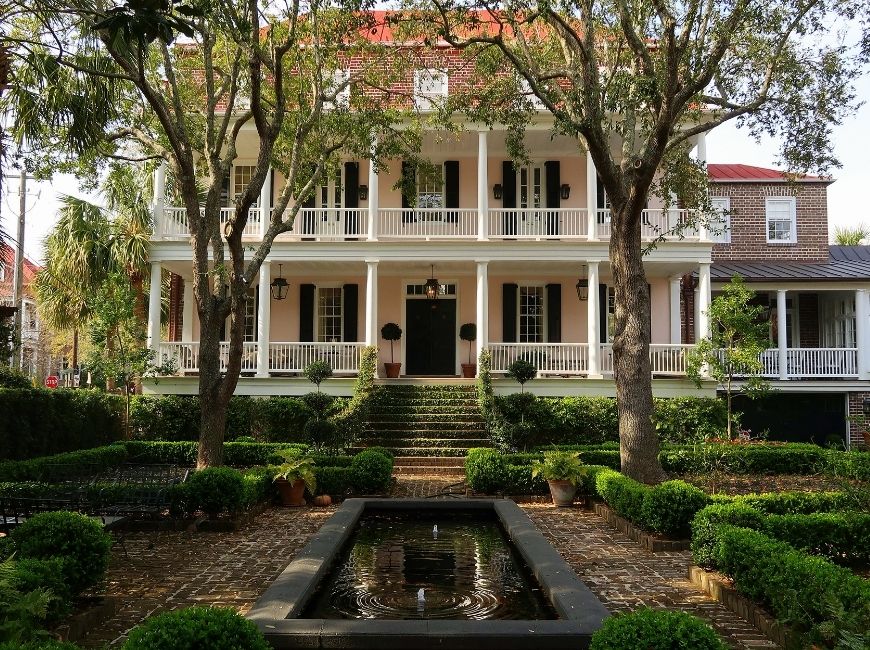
[516,164,544,236]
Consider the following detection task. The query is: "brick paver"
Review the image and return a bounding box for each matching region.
[77,475,779,648]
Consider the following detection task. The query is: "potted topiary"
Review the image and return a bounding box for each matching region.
[273,455,317,507]
[459,323,477,378]
[531,450,586,507]
[381,322,402,378]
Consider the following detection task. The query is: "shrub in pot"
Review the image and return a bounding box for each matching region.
[531,451,586,506]
[274,455,317,506]
[459,323,477,378]
[380,323,402,378]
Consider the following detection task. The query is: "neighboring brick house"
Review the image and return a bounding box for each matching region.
[0,242,48,378]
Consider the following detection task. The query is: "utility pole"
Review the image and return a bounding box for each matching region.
[10,168,28,370]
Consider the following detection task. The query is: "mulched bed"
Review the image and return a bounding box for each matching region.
[679,473,862,495]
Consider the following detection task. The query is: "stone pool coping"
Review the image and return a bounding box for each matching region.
[247,498,609,649]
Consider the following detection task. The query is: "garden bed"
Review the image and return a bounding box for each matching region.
[592,502,690,552]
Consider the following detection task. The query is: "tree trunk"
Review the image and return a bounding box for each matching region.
[130,271,145,394]
[106,327,116,391]
[610,203,667,484]
[196,305,229,467]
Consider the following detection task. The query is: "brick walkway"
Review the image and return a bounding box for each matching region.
[78,475,778,648]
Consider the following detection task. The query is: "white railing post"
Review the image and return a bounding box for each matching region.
[367,138,379,242]
[365,259,379,351]
[856,289,869,379]
[182,278,194,341]
[586,150,598,241]
[587,261,601,377]
[147,262,162,352]
[256,261,271,377]
[259,167,271,238]
[777,289,788,380]
[476,261,489,372]
[153,161,166,237]
[669,275,682,344]
[477,130,489,241]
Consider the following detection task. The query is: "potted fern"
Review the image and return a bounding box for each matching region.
[532,451,586,507]
[273,455,317,507]
[459,323,477,378]
[381,322,402,378]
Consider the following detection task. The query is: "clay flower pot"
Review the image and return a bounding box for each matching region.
[547,480,577,507]
[384,362,401,378]
[461,363,476,378]
[276,477,307,507]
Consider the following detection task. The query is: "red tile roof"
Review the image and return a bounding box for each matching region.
[708,163,832,184]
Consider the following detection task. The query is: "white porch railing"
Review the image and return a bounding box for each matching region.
[787,348,858,378]
[157,341,259,373]
[594,209,699,241]
[648,344,695,375]
[268,342,365,373]
[284,208,368,240]
[489,343,590,375]
[377,208,478,239]
[487,209,589,239]
[160,207,262,238]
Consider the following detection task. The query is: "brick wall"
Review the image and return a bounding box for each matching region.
[711,182,829,262]
[847,392,870,449]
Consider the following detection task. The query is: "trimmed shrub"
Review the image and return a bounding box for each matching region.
[0,444,128,482]
[176,467,245,516]
[641,481,708,538]
[595,469,648,524]
[0,388,124,461]
[0,366,32,389]
[350,450,393,494]
[465,448,508,493]
[11,511,112,594]
[121,606,269,650]
[659,442,827,475]
[303,418,339,448]
[714,526,870,645]
[314,466,352,496]
[733,490,861,515]
[652,397,727,443]
[254,397,310,442]
[589,608,727,650]
[691,503,766,568]
[0,642,81,650]
[239,466,276,508]
[121,441,306,467]
[10,557,73,621]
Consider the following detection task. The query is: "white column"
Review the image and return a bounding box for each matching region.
[856,289,868,379]
[477,130,489,241]
[587,261,601,377]
[147,262,162,352]
[256,262,271,377]
[182,278,194,341]
[777,289,788,380]
[695,132,707,165]
[475,261,489,371]
[586,150,598,241]
[367,139,379,241]
[697,263,712,341]
[153,162,166,236]
[259,167,271,238]
[669,276,682,345]
[365,260,379,347]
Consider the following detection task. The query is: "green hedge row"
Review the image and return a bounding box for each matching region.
[487,395,727,449]
[0,388,124,461]
[692,503,870,567]
[0,444,129,482]
[713,526,870,646]
[120,441,309,467]
[128,394,349,443]
[312,450,394,496]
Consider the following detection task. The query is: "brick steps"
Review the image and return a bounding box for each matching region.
[392,455,466,477]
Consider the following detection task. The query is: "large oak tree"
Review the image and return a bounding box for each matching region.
[404,0,866,482]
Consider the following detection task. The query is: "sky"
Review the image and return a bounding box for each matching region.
[2,73,869,264]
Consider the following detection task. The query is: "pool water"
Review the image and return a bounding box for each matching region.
[302,510,558,620]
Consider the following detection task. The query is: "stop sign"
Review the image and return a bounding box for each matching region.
[44,375,59,389]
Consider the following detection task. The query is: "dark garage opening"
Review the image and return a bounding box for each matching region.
[730,392,847,447]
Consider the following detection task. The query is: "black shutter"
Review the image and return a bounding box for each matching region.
[596,175,606,223]
[401,161,416,223]
[270,168,276,204]
[546,283,561,343]
[502,161,517,235]
[344,162,359,236]
[502,283,518,343]
[300,284,315,342]
[444,160,459,223]
[343,284,358,342]
[545,160,560,235]
[221,172,231,208]
[599,284,608,342]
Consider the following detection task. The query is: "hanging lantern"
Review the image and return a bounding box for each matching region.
[575,266,588,301]
[270,263,289,301]
[424,265,439,301]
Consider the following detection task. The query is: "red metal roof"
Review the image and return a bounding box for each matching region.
[708,163,831,184]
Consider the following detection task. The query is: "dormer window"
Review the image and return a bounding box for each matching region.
[414,69,447,109]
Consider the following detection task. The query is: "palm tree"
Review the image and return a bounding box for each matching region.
[35,164,152,383]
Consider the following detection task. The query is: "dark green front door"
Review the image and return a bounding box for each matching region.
[405,299,457,375]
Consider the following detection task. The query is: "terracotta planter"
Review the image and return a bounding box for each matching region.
[547,480,577,507]
[275,477,307,507]
[384,362,402,378]
[461,363,477,378]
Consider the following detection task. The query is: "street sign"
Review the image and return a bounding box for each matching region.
[44,375,58,389]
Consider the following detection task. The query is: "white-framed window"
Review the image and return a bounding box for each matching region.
[518,285,546,343]
[821,294,856,348]
[414,69,448,109]
[765,197,796,243]
[233,165,256,202]
[317,286,343,342]
[416,163,444,210]
[517,164,544,209]
[709,197,731,244]
[326,69,350,109]
[243,288,257,342]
